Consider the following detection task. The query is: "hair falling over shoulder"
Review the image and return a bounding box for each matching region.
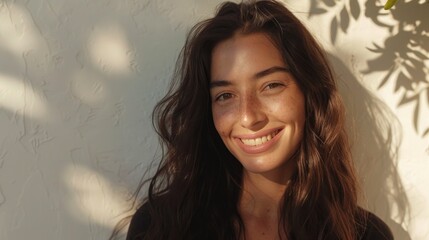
[111,1,368,239]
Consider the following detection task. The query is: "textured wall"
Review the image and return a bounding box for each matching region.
[0,0,427,239]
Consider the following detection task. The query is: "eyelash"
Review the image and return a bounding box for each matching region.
[213,82,285,102]
[264,82,284,90]
[215,92,234,102]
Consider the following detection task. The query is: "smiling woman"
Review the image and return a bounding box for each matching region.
[210,33,305,183]
[114,0,394,239]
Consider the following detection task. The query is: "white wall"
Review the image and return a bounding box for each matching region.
[0,0,427,239]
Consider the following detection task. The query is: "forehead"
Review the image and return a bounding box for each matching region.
[210,32,286,81]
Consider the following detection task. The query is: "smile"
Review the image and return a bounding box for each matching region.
[239,129,281,146]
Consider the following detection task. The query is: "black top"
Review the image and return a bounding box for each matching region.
[127,204,394,240]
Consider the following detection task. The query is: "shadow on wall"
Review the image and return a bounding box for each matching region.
[1,0,211,239]
[363,0,429,137]
[0,1,153,239]
[329,54,411,240]
[309,0,429,137]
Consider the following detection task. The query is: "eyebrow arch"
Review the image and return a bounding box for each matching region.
[210,66,290,89]
[253,66,290,80]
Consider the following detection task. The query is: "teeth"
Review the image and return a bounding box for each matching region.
[240,130,278,146]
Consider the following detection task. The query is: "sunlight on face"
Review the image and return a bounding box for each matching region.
[210,33,305,182]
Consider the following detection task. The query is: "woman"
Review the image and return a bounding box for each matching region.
[124,0,393,239]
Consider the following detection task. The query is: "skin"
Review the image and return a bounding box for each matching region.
[210,32,305,239]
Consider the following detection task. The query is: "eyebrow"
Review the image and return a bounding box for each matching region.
[210,66,290,89]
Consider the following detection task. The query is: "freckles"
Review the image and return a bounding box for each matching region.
[218,129,229,137]
[264,96,284,113]
[214,103,239,117]
[264,95,304,118]
[212,106,236,133]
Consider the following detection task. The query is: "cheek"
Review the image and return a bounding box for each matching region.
[292,95,306,123]
[263,97,283,114]
[263,94,305,122]
[212,105,236,136]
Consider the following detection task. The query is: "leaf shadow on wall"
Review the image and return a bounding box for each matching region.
[329,54,411,240]
[363,0,429,137]
[310,0,429,137]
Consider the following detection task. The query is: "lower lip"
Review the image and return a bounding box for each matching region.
[235,128,283,154]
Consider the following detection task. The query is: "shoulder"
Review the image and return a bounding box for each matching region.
[359,209,394,240]
[126,203,151,240]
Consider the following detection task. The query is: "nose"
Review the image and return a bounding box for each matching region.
[239,95,267,130]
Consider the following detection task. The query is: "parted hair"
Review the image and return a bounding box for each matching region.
[113,0,367,239]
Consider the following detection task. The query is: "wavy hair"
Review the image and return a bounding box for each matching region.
[113,0,367,239]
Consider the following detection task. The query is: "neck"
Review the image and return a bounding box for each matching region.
[239,171,290,219]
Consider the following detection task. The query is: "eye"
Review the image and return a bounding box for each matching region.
[264,82,284,90]
[215,92,234,102]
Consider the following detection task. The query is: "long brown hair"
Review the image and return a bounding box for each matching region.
[114,0,366,239]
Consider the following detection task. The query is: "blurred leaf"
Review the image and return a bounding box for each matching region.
[359,0,429,137]
[364,0,392,28]
[331,17,338,44]
[395,71,412,92]
[378,66,396,89]
[340,6,350,33]
[305,0,429,137]
[323,0,336,7]
[398,93,418,106]
[422,128,429,137]
[427,87,429,105]
[309,0,318,11]
[309,0,328,18]
[413,100,420,132]
[384,0,398,10]
[405,58,426,84]
[411,49,428,61]
[418,36,429,52]
[364,51,395,73]
[309,8,328,17]
[404,57,417,69]
[350,0,361,20]
[367,43,384,53]
[410,37,429,55]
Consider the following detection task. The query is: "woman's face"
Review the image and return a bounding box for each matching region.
[210,32,305,181]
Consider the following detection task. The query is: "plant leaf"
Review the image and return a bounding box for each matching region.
[384,0,398,10]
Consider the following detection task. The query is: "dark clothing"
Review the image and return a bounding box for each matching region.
[359,211,394,240]
[127,203,394,240]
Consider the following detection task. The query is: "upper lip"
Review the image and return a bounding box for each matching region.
[234,127,282,139]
